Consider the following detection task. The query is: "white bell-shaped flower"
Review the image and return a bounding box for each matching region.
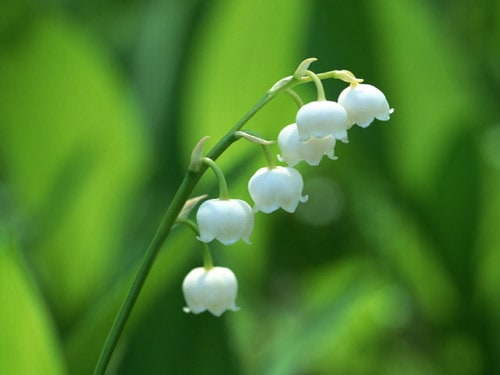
[296,100,349,143]
[182,266,239,317]
[278,123,337,167]
[196,198,253,245]
[338,83,394,128]
[248,166,308,213]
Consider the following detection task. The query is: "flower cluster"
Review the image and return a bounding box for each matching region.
[181,60,393,316]
[278,82,393,166]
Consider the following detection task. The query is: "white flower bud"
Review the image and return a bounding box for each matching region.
[296,100,349,143]
[182,266,239,317]
[248,166,308,213]
[277,123,337,167]
[338,83,394,128]
[196,198,254,245]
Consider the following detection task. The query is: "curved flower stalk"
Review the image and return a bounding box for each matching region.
[182,266,239,316]
[277,123,337,166]
[338,83,394,128]
[248,166,308,213]
[93,57,394,375]
[196,198,254,245]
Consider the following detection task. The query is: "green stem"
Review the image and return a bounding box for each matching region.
[285,89,304,108]
[202,244,214,269]
[262,144,276,169]
[306,70,326,101]
[93,89,277,375]
[175,217,199,235]
[93,171,198,375]
[202,157,229,200]
[175,218,214,269]
[93,64,336,375]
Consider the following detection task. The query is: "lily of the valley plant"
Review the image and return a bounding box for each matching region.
[93,58,393,375]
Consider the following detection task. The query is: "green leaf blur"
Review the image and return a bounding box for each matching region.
[0,0,499,374]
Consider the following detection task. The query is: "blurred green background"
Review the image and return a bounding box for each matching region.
[1,0,500,374]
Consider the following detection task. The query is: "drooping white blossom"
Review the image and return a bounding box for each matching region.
[295,100,349,143]
[196,198,254,245]
[277,123,337,167]
[338,83,393,128]
[248,166,308,213]
[182,266,239,317]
